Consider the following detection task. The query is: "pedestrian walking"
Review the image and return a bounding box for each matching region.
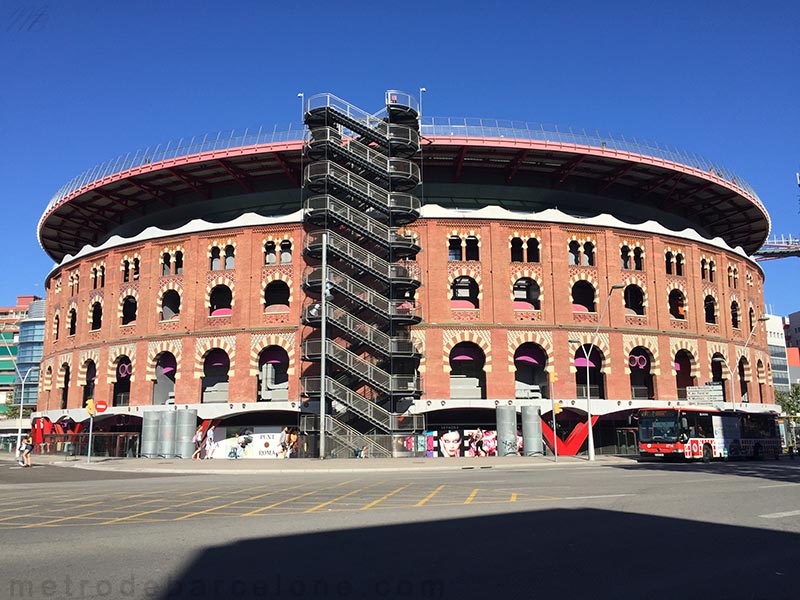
[191,425,204,460]
[204,425,216,459]
[20,434,33,468]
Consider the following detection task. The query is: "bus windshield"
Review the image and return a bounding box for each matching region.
[638,410,680,443]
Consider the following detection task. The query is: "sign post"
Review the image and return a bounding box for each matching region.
[86,399,95,464]
[549,372,558,463]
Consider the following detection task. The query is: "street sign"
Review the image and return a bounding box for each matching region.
[95,400,108,413]
[686,385,724,404]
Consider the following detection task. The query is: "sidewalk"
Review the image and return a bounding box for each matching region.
[26,453,635,475]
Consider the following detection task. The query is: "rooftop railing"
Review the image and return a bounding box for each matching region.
[41,117,763,221]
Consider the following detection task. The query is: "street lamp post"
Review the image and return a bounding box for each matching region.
[569,283,624,461]
[714,315,769,411]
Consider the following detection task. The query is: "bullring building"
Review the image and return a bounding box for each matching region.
[33,91,777,457]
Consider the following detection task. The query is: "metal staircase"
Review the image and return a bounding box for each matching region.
[301,92,424,456]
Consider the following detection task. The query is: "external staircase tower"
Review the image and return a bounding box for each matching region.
[300,91,424,458]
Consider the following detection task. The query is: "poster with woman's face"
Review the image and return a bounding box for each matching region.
[437,429,462,457]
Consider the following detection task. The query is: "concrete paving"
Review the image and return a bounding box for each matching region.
[24,451,635,474]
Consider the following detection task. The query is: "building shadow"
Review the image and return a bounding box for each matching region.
[159,508,796,600]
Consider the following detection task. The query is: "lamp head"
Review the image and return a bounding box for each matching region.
[757,316,769,322]
[611,283,625,290]
[568,339,581,345]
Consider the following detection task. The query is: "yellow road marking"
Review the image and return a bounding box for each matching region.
[99,496,224,525]
[243,479,358,516]
[510,493,518,502]
[360,485,409,510]
[415,485,445,507]
[175,483,307,520]
[20,496,172,528]
[305,483,382,513]
[464,488,479,504]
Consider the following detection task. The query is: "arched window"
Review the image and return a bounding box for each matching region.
[571,281,596,312]
[582,242,595,266]
[514,343,548,399]
[53,314,60,341]
[704,295,717,324]
[174,251,183,275]
[513,278,541,310]
[264,241,277,265]
[161,290,181,320]
[209,285,232,316]
[665,252,673,275]
[732,266,738,289]
[451,276,479,309]
[738,358,750,404]
[264,281,290,313]
[568,241,581,266]
[91,302,102,330]
[449,342,486,400]
[633,247,644,271]
[210,247,221,271]
[526,239,540,263]
[756,360,766,403]
[153,352,177,405]
[113,356,132,406]
[623,285,645,316]
[465,236,479,261]
[675,253,684,276]
[258,346,289,401]
[133,258,140,280]
[748,306,755,332]
[510,238,523,262]
[162,253,171,276]
[675,350,696,399]
[700,259,707,280]
[82,360,96,407]
[448,236,463,261]
[224,245,235,270]
[122,296,137,325]
[92,267,98,289]
[280,241,292,264]
[708,260,716,283]
[202,349,229,404]
[629,347,655,399]
[60,364,70,410]
[711,353,728,402]
[99,265,105,288]
[731,301,740,329]
[621,246,631,270]
[728,266,734,288]
[68,308,77,336]
[668,289,685,319]
[574,345,605,399]
[122,259,131,282]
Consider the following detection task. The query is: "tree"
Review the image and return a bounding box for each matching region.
[775,384,800,416]
[1,405,34,420]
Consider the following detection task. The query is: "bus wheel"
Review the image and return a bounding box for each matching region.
[702,444,713,463]
[753,444,763,461]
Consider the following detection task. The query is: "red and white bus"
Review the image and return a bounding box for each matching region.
[637,407,781,461]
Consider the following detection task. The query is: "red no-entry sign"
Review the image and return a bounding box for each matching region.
[95,400,108,413]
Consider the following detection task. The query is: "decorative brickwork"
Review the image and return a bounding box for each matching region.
[442,329,492,373]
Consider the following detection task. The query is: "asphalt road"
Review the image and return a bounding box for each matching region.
[1,458,799,600]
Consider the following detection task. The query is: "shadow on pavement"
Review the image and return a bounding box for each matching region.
[159,508,795,600]
[613,456,800,484]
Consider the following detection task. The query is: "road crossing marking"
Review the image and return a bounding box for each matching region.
[415,485,445,507]
[305,483,383,513]
[243,479,358,516]
[360,485,409,510]
[464,488,479,504]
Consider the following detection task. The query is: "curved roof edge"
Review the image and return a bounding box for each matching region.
[44,204,762,283]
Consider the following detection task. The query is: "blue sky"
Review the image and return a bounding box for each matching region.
[1,0,798,313]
